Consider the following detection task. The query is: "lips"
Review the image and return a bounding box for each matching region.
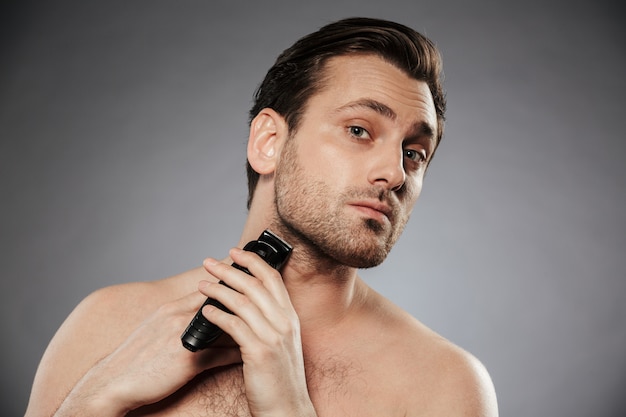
[349,200,394,222]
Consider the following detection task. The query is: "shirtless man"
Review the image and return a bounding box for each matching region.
[26,17,498,416]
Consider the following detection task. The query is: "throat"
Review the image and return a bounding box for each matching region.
[283,265,366,333]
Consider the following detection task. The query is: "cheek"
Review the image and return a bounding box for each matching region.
[300,141,353,183]
[401,175,423,206]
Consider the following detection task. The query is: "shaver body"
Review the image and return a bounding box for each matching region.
[181,230,292,352]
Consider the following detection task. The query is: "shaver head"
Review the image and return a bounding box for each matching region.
[243,230,292,269]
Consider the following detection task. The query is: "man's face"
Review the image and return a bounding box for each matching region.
[273,54,438,268]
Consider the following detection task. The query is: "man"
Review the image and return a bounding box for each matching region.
[26,17,498,416]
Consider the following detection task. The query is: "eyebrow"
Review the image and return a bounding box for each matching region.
[335,98,397,121]
[335,98,436,143]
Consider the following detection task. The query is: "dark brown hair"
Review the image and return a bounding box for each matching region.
[246,17,446,208]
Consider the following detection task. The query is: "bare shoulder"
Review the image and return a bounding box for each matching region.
[25,268,205,415]
[360,285,498,417]
[46,269,199,353]
[411,333,499,417]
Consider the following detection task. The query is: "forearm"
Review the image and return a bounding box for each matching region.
[54,398,127,417]
[53,376,131,417]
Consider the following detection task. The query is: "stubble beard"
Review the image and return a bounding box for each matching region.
[272,140,410,270]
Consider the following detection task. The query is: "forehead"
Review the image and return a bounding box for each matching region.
[311,54,437,132]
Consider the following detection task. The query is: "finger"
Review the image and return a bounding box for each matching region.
[203,255,295,334]
[183,289,216,310]
[144,290,212,334]
[202,257,279,311]
[155,292,242,371]
[200,299,268,347]
[228,248,293,308]
[198,280,275,334]
[198,277,298,350]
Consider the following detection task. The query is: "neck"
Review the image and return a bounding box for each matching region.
[237,189,368,336]
[280,249,365,333]
[236,206,366,335]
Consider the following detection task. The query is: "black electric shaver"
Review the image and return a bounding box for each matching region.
[181,230,292,352]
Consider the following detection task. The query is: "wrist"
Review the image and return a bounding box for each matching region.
[257,398,317,417]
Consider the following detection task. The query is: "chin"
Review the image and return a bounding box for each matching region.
[335,237,392,269]
[343,255,387,269]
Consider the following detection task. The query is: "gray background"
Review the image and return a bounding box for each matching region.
[1,0,624,416]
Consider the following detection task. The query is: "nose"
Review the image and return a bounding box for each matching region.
[368,146,406,192]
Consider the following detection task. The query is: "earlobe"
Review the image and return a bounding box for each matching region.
[247,108,287,175]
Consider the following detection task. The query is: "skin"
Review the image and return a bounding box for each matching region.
[25,54,498,416]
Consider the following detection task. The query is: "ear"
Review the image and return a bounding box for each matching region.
[247,108,288,175]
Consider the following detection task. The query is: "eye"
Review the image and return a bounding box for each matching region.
[348,126,370,139]
[404,148,426,163]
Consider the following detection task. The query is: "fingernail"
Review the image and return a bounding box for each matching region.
[203,258,218,267]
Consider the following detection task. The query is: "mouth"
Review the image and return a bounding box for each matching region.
[349,200,394,224]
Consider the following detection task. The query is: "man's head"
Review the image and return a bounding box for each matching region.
[246,17,446,209]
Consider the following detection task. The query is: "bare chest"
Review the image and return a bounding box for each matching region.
[128,364,249,417]
[129,355,402,417]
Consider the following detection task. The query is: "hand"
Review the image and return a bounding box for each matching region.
[56,291,242,416]
[200,248,316,417]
